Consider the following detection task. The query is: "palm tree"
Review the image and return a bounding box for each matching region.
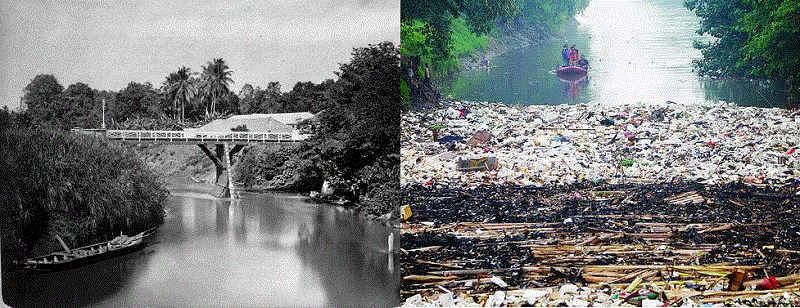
[163,67,196,122]
[201,58,234,116]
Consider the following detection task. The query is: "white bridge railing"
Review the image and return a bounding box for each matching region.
[105,130,309,143]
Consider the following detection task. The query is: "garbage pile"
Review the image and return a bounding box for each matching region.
[400,181,800,306]
[401,101,800,188]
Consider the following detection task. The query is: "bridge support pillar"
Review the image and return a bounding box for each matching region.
[199,143,243,198]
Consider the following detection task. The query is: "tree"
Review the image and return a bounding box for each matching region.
[21,74,64,127]
[685,0,800,104]
[739,0,800,103]
[113,82,161,122]
[61,82,98,128]
[162,67,196,122]
[256,81,282,113]
[684,0,754,77]
[324,42,401,178]
[200,58,234,116]
[238,84,256,114]
[401,0,518,69]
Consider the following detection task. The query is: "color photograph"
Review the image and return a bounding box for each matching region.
[399,0,799,306]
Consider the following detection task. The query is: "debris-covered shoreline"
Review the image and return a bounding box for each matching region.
[400,101,800,306]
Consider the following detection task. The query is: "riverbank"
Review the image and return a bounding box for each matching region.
[400,100,799,306]
[458,18,571,72]
[1,129,166,264]
[131,143,399,223]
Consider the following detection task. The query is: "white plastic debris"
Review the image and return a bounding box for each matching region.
[437,293,454,307]
[642,299,664,307]
[402,101,800,188]
[490,276,508,288]
[559,284,579,296]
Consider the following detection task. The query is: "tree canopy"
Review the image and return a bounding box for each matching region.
[685,0,800,104]
[200,58,234,116]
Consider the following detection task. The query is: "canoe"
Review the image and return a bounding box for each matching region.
[556,65,587,76]
[14,227,159,273]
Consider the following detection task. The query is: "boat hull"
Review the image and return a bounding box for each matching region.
[556,66,587,76]
[15,228,158,273]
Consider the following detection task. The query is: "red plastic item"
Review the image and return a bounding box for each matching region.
[786,147,797,155]
[705,141,717,147]
[756,276,779,290]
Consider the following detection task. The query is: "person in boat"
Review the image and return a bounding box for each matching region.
[577,54,589,70]
[561,44,570,67]
[569,46,579,66]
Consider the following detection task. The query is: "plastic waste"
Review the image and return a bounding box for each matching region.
[491,276,508,288]
[757,276,779,290]
[401,205,412,221]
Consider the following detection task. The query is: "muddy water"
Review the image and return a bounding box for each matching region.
[446,0,788,107]
[2,191,400,307]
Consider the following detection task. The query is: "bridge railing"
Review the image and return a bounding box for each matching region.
[105,130,309,143]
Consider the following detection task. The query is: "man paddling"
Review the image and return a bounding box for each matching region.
[562,44,570,67]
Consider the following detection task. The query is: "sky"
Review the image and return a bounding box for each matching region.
[0,0,399,110]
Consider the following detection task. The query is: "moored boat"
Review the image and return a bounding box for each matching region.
[556,65,588,75]
[14,227,159,273]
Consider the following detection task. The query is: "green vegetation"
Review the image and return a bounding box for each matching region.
[685,0,800,105]
[0,125,167,260]
[516,0,590,27]
[401,0,589,107]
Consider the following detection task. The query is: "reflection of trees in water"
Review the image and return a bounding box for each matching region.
[1,248,154,307]
[295,206,401,308]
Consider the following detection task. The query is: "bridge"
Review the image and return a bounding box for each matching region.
[75,113,314,198]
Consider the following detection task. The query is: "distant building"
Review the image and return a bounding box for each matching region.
[185,112,315,133]
[227,112,315,128]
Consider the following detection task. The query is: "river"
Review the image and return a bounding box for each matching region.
[446,0,788,107]
[2,190,400,307]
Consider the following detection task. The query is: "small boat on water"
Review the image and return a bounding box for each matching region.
[556,65,588,76]
[14,227,159,273]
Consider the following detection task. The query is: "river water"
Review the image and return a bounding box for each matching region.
[446,0,788,107]
[2,191,400,307]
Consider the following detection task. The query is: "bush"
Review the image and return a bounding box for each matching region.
[1,129,167,260]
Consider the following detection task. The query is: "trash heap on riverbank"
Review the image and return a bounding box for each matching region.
[400,101,800,306]
[402,101,799,188]
[400,182,800,307]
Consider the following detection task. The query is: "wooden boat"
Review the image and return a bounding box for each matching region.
[556,65,587,76]
[457,156,499,172]
[14,227,159,273]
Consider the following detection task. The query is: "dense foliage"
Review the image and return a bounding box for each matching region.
[685,0,800,105]
[401,0,518,77]
[400,0,589,107]
[0,125,167,260]
[236,42,400,214]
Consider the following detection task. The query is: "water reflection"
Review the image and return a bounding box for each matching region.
[559,75,590,104]
[3,191,399,307]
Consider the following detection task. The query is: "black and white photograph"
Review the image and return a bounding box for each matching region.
[1,1,401,307]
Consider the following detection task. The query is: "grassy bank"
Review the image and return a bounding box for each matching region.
[1,129,167,261]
